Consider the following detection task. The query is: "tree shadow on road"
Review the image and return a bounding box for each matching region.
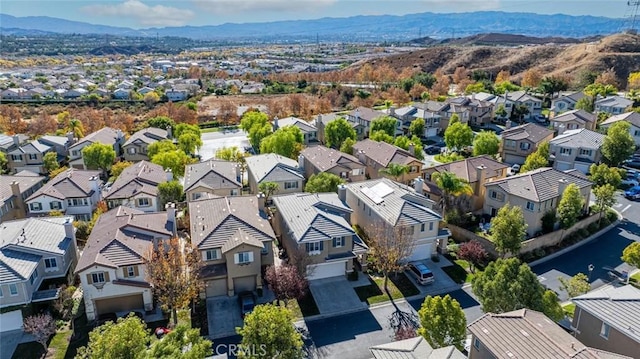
[387,298,420,340]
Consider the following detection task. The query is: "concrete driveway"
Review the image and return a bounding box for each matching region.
[404,258,460,296]
[207,296,244,340]
[199,129,250,161]
[0,330,23,359]
[309,277,367,316]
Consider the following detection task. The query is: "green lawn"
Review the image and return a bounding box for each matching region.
[201,127,221,133]
[272,291,320,320]
[12,329,71,359]
[354,273,419,305]
[442,259,476,284]
[631,272,640,288]
[562,303,576,318]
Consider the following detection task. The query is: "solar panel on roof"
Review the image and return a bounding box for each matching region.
[361,187,383,204]
[370,182,394,198]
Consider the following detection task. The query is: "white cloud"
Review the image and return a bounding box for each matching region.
[193,0,337,14]
[82,0,195,27]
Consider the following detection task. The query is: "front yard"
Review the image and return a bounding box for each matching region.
[273,291,320,320]
[12,314,91,359]
[442,259,477,284]
[354,272,419,305]
[562,303,576,318]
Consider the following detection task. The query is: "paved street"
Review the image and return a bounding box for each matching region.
[199,129,250,161]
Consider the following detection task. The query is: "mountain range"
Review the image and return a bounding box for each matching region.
[0,12,626,41]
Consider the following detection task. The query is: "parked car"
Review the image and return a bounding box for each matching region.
[534,115,547,123]
[621,175,639,187]
[511,164,521,174]
[623,158,640,169]
[238,291,256,318]
[155,327,172,339]
[625,185,640,200]
[425,145,441,155]
[407,262,435,285]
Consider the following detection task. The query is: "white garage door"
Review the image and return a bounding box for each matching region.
[555,161,573,171]
[307,261,346,280]
[574,162,591,174]
[504,154,525,165]
[0,310,23,332]
[426,128,438,137]
[406,243,434,262]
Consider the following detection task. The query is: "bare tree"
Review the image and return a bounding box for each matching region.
[23,313,56,356]
[287,244,316,279]
[265,265,308,306]
[367,221,416,292]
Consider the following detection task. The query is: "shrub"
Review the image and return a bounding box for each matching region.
[587,222,599,233]
[541,211,556,234]
[578,228,590,238]
[533,247,546,258]
[447,243,460,255]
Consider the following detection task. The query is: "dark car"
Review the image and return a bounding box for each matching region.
[625,185,640,200]
[238,291,256,318]
[624,158,640,169]
[424,145,441,155]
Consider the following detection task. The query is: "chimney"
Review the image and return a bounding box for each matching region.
[357,149,366,164]
[116,129,124,140]
[64,217,75,240]
[165,168,173,182]
[167,125,173,139]
[297,154,305,170]
[337,184,347,202]
[558,178,569,196]
[235,164,241,184]
[475,165,486,196]
[12,135,20,147]
[10,181,24,215]
[558,124,566,135]
[273,116,279,130]
[165,202,177,235]
[66,132,75,145]
[408,142,415,156]
[89,176,100,193]
[354,109,360,122]
[389,106,396,116]
[315,114,323,128]
[472,93,476,101]
[257,193,265,212]
[505,120,512,129]
[413,177,424,194]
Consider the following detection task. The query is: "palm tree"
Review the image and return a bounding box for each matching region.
[432,171,473,219]
[68,118,84,138]
[380,163,409,182]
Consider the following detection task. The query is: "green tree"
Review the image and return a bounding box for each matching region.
[472,131,500,157]
[379,163,409,182]
[559,273,591,298]
[622,242,640,268]
[147,116,176,130]
[465,82,487,94]
[0,152,7,174]
[68,118,85,138]
[158,181,184,206]
[370,130,394,143]
[593,184,616,226]
[370,116,398,137]
[589,163,622,189]
[521,142,550,173]
[324,117,356,149]
[215,146,249,179]
[82,142,116,177]
[143,92,160,107]
[260,126,304,159]
[240,111,272,150]
[495,104,507,118]
[471,258,562,319]
[557,183,585,229]
[574,97,594,112]
[110,161,133,180]
[394,135,424,160]
[258,181,279,204]
[432,171,473,219]
[602,121,636,167]
[146,325,212,359]
[409,118,425,138]
[305,172,345,193]
[151,150,192,177]
[43,151,60,174]
[148,140,178,159]
[584,83,617,98]
[236,304,304,359]
[490,203,527,257]
[542,290,564,321]
[340,137,356,154]
[49,166,69,179]
[177,133,203,155]
[444,121,474,152]
[173,123,201,139]
[76,315,149,359]
[417,295,466,351]
[494,81,521,95]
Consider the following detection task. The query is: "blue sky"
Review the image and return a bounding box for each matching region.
[1,0,626,28]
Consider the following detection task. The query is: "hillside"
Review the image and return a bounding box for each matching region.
[362,33,640,87]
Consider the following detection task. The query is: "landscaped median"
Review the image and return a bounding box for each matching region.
[354,272,420,305]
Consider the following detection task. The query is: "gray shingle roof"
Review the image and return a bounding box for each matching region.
[0,216,73,255]
[123,127,169,147]
[104,161,167,200]
[27,168,102,201]
[300,146,364,173]
[9,140,51,155]
[430,155,508,183]
[188,196,276,250]
[550,129,605,150]
[572,284,640,344]
[552,109,597,125]
[274,117,317,133]
[601,111,640,128]
[352,139,419,167]
[183,159,240,192]
[348,107,386,122]
[273,192,355,243]
[69,127,122,150]
[468,309,620,359]
[39,135,70,147]
[501,123,554,143]
[345,178,441,226]
[0,249,40,283]
[595,96,633,108]
[0,173,45,204]
[245,153,303,184]
[369,336,465,359]
[486,167,592,202]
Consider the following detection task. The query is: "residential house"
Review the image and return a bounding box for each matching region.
[600,112,640,146]
[272,192,368,280]
[39,134,75,159]
[457,95,495,127]
[315,113,365,143]
[137,87,154,95]
[345,107,388,138]
[550,91,586,115]
[166,88,189,102]
[63,88,88,99]
[245,154,304,195]
[68,127,125,170]
[468,309,630,359]
[0,134,29,155]
[474,92,515,119]
[386,103,443,137]
[7,140,54,174]
[112,88,131,100]
[0,216,79,328]
[483,167,592,237]
[423,155,508,213]
[500,122,555,165]
[551,109,597,132]
[0,172,45,222]
[595,96,633,115]
[272,116,318,144]
[26,168,103,221]
[352,139,422,185]
[299,146,366,183]
[571,285,640,359]
[75,206,176,321]
[344,178,448,260]
[0,88,28,100]
[369,336,465,359]
[184,159,242,201]
[549,129,605,174]
[189,196,275,297]
[421,100,470,127]
[122,127,170,162]
[104,161,170,212]
[507,90,543,120]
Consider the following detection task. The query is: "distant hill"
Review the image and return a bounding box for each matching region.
[0,11,626,41]
[408,33,602,47]
[88,45,160,56]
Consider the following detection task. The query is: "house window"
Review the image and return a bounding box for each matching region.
[474,338,481,350]
[634,130,640,136]
[127,266,135,277]
[204,249,220,261]
[137,198,151,207]
[305,241,323,255]
[127,147,136,154]
[560,148,572,156]
[579,149,592,156]
[67,198,88,207]
[192,193,202,201]
[490,190,504,201]
[11,154,22,162]
[506,140,516,148]
[75,213,91,221]
[526,202,535,211]
[28,154,38,160]
[230,189,239,196]
[91,272,106,284]
[9,283,18,296]
[261,243,269,255]
[520,142,531,150]
[49,201,62,210]
[29,202,42,211]
[409,166,418,173]
[421,223,425,232]
[72,150,79,157]
[429,222,434,231]
[236,251,253,264]
[29,270,38,285]
[284,181,298,189]
[332,237,344,248]
[600,323,610,339]
[490,207,498,216]
[44,258,57,269]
